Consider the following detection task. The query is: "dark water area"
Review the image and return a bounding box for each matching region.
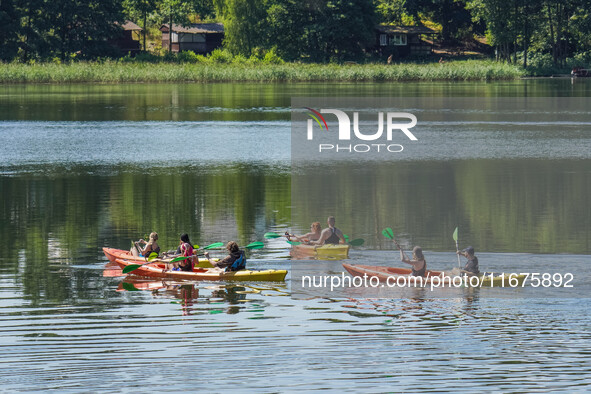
[0,80,590,391]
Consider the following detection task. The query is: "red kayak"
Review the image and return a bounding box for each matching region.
[342,263,526,287]
[342,263,442,282]
[103,247,214,268]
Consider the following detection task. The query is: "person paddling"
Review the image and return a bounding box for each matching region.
[171,233,195,272]
[456,246,479,276]
[204,241,246,272]
[131,232,160,259]
[309,216,346,246]
[393,239,427,277]
[285,221,322,244]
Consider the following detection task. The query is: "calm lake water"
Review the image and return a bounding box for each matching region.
[1,80,590,391]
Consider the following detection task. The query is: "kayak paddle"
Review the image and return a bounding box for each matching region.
[201,242,225,250]
[382,227,394,240]
[453,227,461,268]
[348,238,365,247]
[264,232,283,239]
[343,234,364,246]
[121,282,140,291]
[245,241,265,250]
[382,228,403,250]
[122,263,148,274]
[286,240,301,246]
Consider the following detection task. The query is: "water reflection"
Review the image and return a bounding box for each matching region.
[115,277,290,316]
[2,80,591,121]
[1,81,590,391]
[292,160,591,253]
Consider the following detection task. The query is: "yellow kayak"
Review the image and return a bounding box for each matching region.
[115,258,288,282]
[291,244,350,260]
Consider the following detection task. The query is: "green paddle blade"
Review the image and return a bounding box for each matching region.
[452,227,458,242]
[202,242,225,250]
[170,255,191,263]
[382,227,394,240]
[147,252,158,261]
[286,240,301,246]
[122,264,142,274]
[122,282,140,291]
[264,232,282,239]
[349,238,365,246]
[245,241,265,249]
[344,234,350,242]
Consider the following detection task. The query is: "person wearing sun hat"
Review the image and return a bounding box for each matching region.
[457,246,479,276]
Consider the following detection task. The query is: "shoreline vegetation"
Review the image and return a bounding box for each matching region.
[0,59,525,83]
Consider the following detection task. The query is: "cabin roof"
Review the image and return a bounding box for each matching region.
[376,25,437,35]
[119,21,142,31]
[160,23,224,34]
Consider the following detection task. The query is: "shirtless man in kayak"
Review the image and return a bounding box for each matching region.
[309,216,346,246]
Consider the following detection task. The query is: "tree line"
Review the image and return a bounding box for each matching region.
[1,0,590,67]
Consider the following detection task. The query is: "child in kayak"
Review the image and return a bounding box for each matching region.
[203,241,246,272]
[131,232,160,258]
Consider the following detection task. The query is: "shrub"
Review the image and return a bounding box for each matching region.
[525,52,556,76]
[176,50,199,63]
[133,52,161,63]
[231,54,248,64]
[262,48,284,64]
[209,49,233,63]
[567,51,591,68]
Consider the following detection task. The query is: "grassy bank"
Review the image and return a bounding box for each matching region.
[0,60,525,83]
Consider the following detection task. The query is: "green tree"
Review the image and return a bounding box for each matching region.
[541,0,591,66]
[375,0,407,24]
[221,0,268,56]
[267,0,376,62]
[124,0,158,51]
[418,0,474,43]
[0,0,21,61]
[44,0,124,60]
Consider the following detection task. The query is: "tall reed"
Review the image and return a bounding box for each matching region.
[0,60,525,83]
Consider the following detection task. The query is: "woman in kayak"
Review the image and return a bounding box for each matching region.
[285,222,322,244]
[172,233,195,272]
[131,232,160,258]
[203,241,246,271]
[394,240,426,277]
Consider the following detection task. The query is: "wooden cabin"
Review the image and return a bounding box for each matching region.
[111,21,142,54]
[160,23,224,54]
[375,25,437,58]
